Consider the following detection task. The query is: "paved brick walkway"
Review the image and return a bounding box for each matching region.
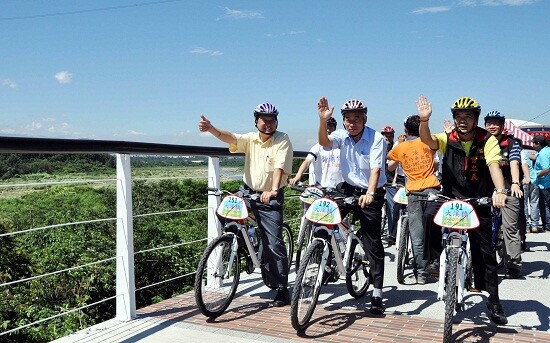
[137,291,549,342]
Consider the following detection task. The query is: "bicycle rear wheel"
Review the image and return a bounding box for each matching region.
[290,239,325,331]
[194,235,240,319]
[396,217,410,284]
[282,223,294,270]
[443,248,459,343]
[345,237,371,298]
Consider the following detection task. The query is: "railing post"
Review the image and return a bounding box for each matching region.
[207,156,221,242]
[116,154,136,321]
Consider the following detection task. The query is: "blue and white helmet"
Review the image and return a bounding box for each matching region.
[253,102,279,118]
[484,110,505,125]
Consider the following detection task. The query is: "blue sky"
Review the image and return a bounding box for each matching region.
[1,0,548,151]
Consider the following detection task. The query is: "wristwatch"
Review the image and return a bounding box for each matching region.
[366,191,376,196]
[495,188,508,194]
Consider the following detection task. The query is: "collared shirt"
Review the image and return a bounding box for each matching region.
[534,146,550,189]
[306,143,343,188]
[330,126,387,189]
[434,131,501,166]
[229,131,293,192]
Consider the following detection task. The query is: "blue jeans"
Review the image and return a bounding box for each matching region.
[523,183,540,228]
[407,188,440,276]
[385,186,402,238]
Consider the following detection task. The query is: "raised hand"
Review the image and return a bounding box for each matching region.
[198,114,212,133]
[443,119,455,133]
[318,96,334,120]
[416,95,432,122]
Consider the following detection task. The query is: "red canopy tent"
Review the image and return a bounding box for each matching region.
[504,120,533,147]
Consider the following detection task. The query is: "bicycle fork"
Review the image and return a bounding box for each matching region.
[437,231,468,303]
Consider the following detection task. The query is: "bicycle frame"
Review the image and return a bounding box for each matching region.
[304,195,360,280]
[433,198,481,304]
[393,187,409,247]
[213,190,263,274]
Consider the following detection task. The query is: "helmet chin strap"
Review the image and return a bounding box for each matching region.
[255,123,277,136]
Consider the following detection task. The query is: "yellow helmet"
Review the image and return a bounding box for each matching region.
[451,97,481,118]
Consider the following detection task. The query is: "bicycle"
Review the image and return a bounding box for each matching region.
[289,183,326,271]
[427,193,490,343]
[393,186,414,284]
[290,189,370,332]
[194,187,294,319]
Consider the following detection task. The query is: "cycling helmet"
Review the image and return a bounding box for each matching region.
[451,97,481,118]
[484,110,505,125]
[327,117,337,126]
[341,99,367,115]
[381,125,395,134]
[253,102,279,118]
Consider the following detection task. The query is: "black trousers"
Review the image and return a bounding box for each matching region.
[470,205,499,298]
[337,183,385,289]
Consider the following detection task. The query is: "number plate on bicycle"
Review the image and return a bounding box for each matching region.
[433,200,479,229]
[217,195,249,220]
[393,187,408,205]
[305,198,342,225]
[300,186,324,204]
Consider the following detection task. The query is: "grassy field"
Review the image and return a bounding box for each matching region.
[0,165,245,198]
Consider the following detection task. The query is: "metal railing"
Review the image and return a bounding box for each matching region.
[0,136,306,337]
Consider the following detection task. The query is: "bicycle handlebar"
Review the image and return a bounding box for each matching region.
[409,191,492,206]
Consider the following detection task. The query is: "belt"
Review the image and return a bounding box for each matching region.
[243,184,283,194]
[343,182,383,195]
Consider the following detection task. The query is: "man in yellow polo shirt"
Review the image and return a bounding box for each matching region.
[198,102,293,307]
[417,95,509,325]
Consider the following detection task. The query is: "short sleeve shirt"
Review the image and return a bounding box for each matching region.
[387,137,440,192]
[330,126,387,189]
[433,132,502,166]
[535,146,550,189]
[306,143,343,188]
[229,131,293,191]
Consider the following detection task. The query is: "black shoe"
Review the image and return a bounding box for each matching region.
[486,301,508,325]
[505,268,521,279]
[385,236,396,245]
[426,261,440,277]
[272,288,290,307]
[370,296,385,315]
[521,242,530,252]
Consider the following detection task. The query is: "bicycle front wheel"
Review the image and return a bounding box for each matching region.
[443,247,459,343]
[194,235,240,319]
[396,217,410,284]
[290,239,325,331]
[345,237,371,298]
[295,221,313,271]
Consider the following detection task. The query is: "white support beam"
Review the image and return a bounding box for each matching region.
[207,157,222,243]
[115,154,136,321]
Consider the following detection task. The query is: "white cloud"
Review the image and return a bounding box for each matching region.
[1,128,16,134]
[127,130,146,136]
[411,6,451,14]
[54,71,73,84]
[2,79,17,89]
[460,0,538,5]
[219,7,263,20]
[190,46,224,56]
[266,30,306,38]
[21,117,71,135]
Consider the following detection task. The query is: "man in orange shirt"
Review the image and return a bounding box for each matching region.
[387,115,441,284]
